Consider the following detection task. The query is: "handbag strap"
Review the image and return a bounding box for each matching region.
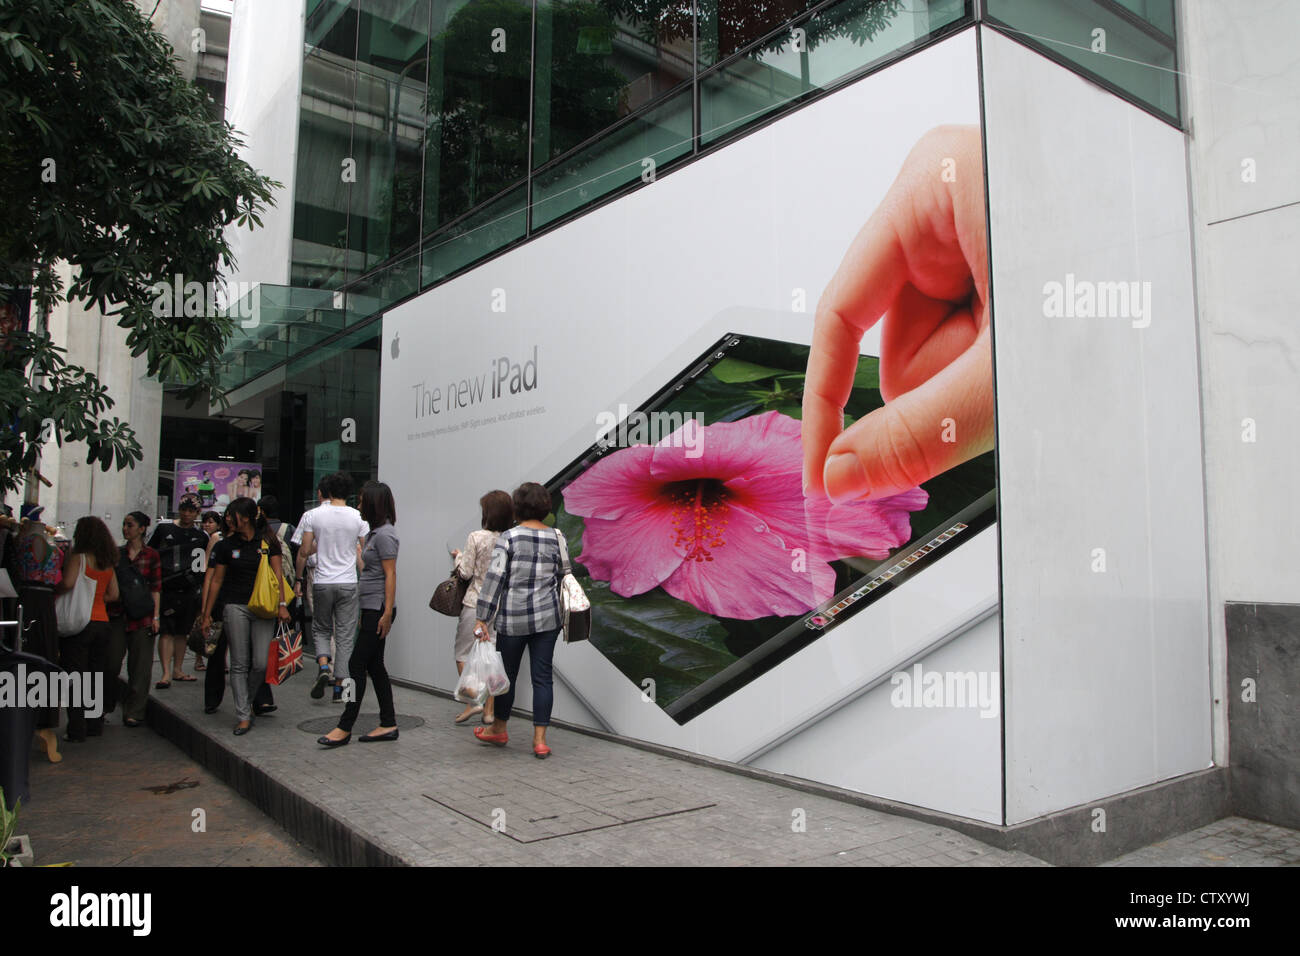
[553,528,572,578]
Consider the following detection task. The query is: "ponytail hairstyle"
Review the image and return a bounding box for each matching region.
[226,497,274,545]
[127,510,151,531]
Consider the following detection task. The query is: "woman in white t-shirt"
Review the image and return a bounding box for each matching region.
[450,490,513,724]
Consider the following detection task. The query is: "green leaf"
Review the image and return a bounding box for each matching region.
[853,356,881,390]
[710,357,787,384]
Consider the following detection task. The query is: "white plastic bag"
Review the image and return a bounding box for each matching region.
[55,557,97,636]
[485,648,510,697]
[455,640,500,705]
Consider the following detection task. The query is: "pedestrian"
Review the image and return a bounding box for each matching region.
[12,505,64,762]
[55,516,120,743]
[195,508,223,670]
[296,472,367,703]
[106,512,161,728]
[318,481,399,747]
[450,490,513,724]
[197,497,291,735]
[472,482,569,759]
[147,495,208,686]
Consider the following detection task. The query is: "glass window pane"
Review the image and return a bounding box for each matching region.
[351,0,431,272]
[696,0,824,69]
[1111,0,1174,38]
[532,87,693,228]
[293,10,358,290]
[700,0,967,147]
[422,184,528,287]
[423,0,533,236]
[286,323,382,507]
[344,247,421,325]
[532,0,693,169]
[985,0,1178,123]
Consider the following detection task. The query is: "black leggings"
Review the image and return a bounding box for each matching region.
[338,607,395,733]
[60,621,112,740]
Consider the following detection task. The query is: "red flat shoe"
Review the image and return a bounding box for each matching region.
[533,743,551,759]
[473,726,508,746]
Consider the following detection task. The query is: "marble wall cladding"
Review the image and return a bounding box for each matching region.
[1225,602,1300,829]
[1182,0,1300,606]
[1180,0,1300,225]
[1182,0,1300,770]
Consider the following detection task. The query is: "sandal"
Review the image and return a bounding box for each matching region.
[155,680,170,690]
[173,674,197,682]
[454,706,483,724]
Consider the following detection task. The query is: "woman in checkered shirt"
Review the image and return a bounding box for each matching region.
[471,483,570,759]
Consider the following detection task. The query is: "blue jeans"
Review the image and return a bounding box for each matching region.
[493,628,560,726]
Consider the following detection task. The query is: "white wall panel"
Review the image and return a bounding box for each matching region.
[982,30,1211,823]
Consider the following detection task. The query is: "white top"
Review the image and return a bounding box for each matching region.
[296,503,368,585]
[455,529,502,608]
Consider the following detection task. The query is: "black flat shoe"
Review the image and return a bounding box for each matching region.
[317,733,350,747]
[233,723,252,736]
[358,729,399,743]
[204,705,219,714]
[254,704,278,716]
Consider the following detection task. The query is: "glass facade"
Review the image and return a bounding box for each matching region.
[286,0,977,334]
[984,0,1178,123]
[226,0,1180,393]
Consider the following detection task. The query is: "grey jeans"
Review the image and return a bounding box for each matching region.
[224,603,274,722]
[312,583,359,679]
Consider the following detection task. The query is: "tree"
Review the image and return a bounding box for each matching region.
[0,0,279,497]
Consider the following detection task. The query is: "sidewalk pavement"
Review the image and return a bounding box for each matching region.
[21,708,321,867]
[19,658,1300,867]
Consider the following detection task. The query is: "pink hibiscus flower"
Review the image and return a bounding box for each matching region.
[562,411,928,619]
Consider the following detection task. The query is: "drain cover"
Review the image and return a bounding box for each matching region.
[297,713,426,733]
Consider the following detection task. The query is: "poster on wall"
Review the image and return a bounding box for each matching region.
[173,459,262,511]
[379,31,998,773]
[548,327,995,723]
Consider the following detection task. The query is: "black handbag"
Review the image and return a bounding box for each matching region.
[429,571,469,616]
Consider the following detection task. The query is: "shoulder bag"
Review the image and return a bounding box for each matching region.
[248,540,294,619]
[554,529,590,643]
[55,555,97,636]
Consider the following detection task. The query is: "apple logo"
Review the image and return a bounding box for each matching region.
[390,332,400,359]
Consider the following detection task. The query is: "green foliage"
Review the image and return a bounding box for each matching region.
[0,0,278,496]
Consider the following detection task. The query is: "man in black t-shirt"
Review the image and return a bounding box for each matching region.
[147,496,209,687]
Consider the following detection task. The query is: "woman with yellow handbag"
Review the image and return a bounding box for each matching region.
[197,497,293,736]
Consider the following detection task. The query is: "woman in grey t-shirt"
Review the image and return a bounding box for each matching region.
[318,481,399,747]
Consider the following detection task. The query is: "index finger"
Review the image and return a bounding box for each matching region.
[802,210,908,495]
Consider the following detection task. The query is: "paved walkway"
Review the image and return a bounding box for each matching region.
[20,710,321,867]
[147,670,1047,867]
[19,660,1300,867]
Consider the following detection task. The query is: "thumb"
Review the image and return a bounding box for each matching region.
[822,330,993,503]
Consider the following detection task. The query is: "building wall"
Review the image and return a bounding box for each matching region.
[982,28,1212,825]
[1179,0,1300,760]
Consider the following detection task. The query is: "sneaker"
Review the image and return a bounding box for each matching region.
[332,685,343,703]
[311,667,331,700]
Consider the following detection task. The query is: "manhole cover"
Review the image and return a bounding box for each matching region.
[297,713,426,733]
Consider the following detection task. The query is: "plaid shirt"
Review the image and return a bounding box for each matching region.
[475,527,570,637]
[111,545,162,631]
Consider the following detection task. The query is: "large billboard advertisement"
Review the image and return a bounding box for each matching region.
[380,33,1001,815]
[549,331,995,723]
